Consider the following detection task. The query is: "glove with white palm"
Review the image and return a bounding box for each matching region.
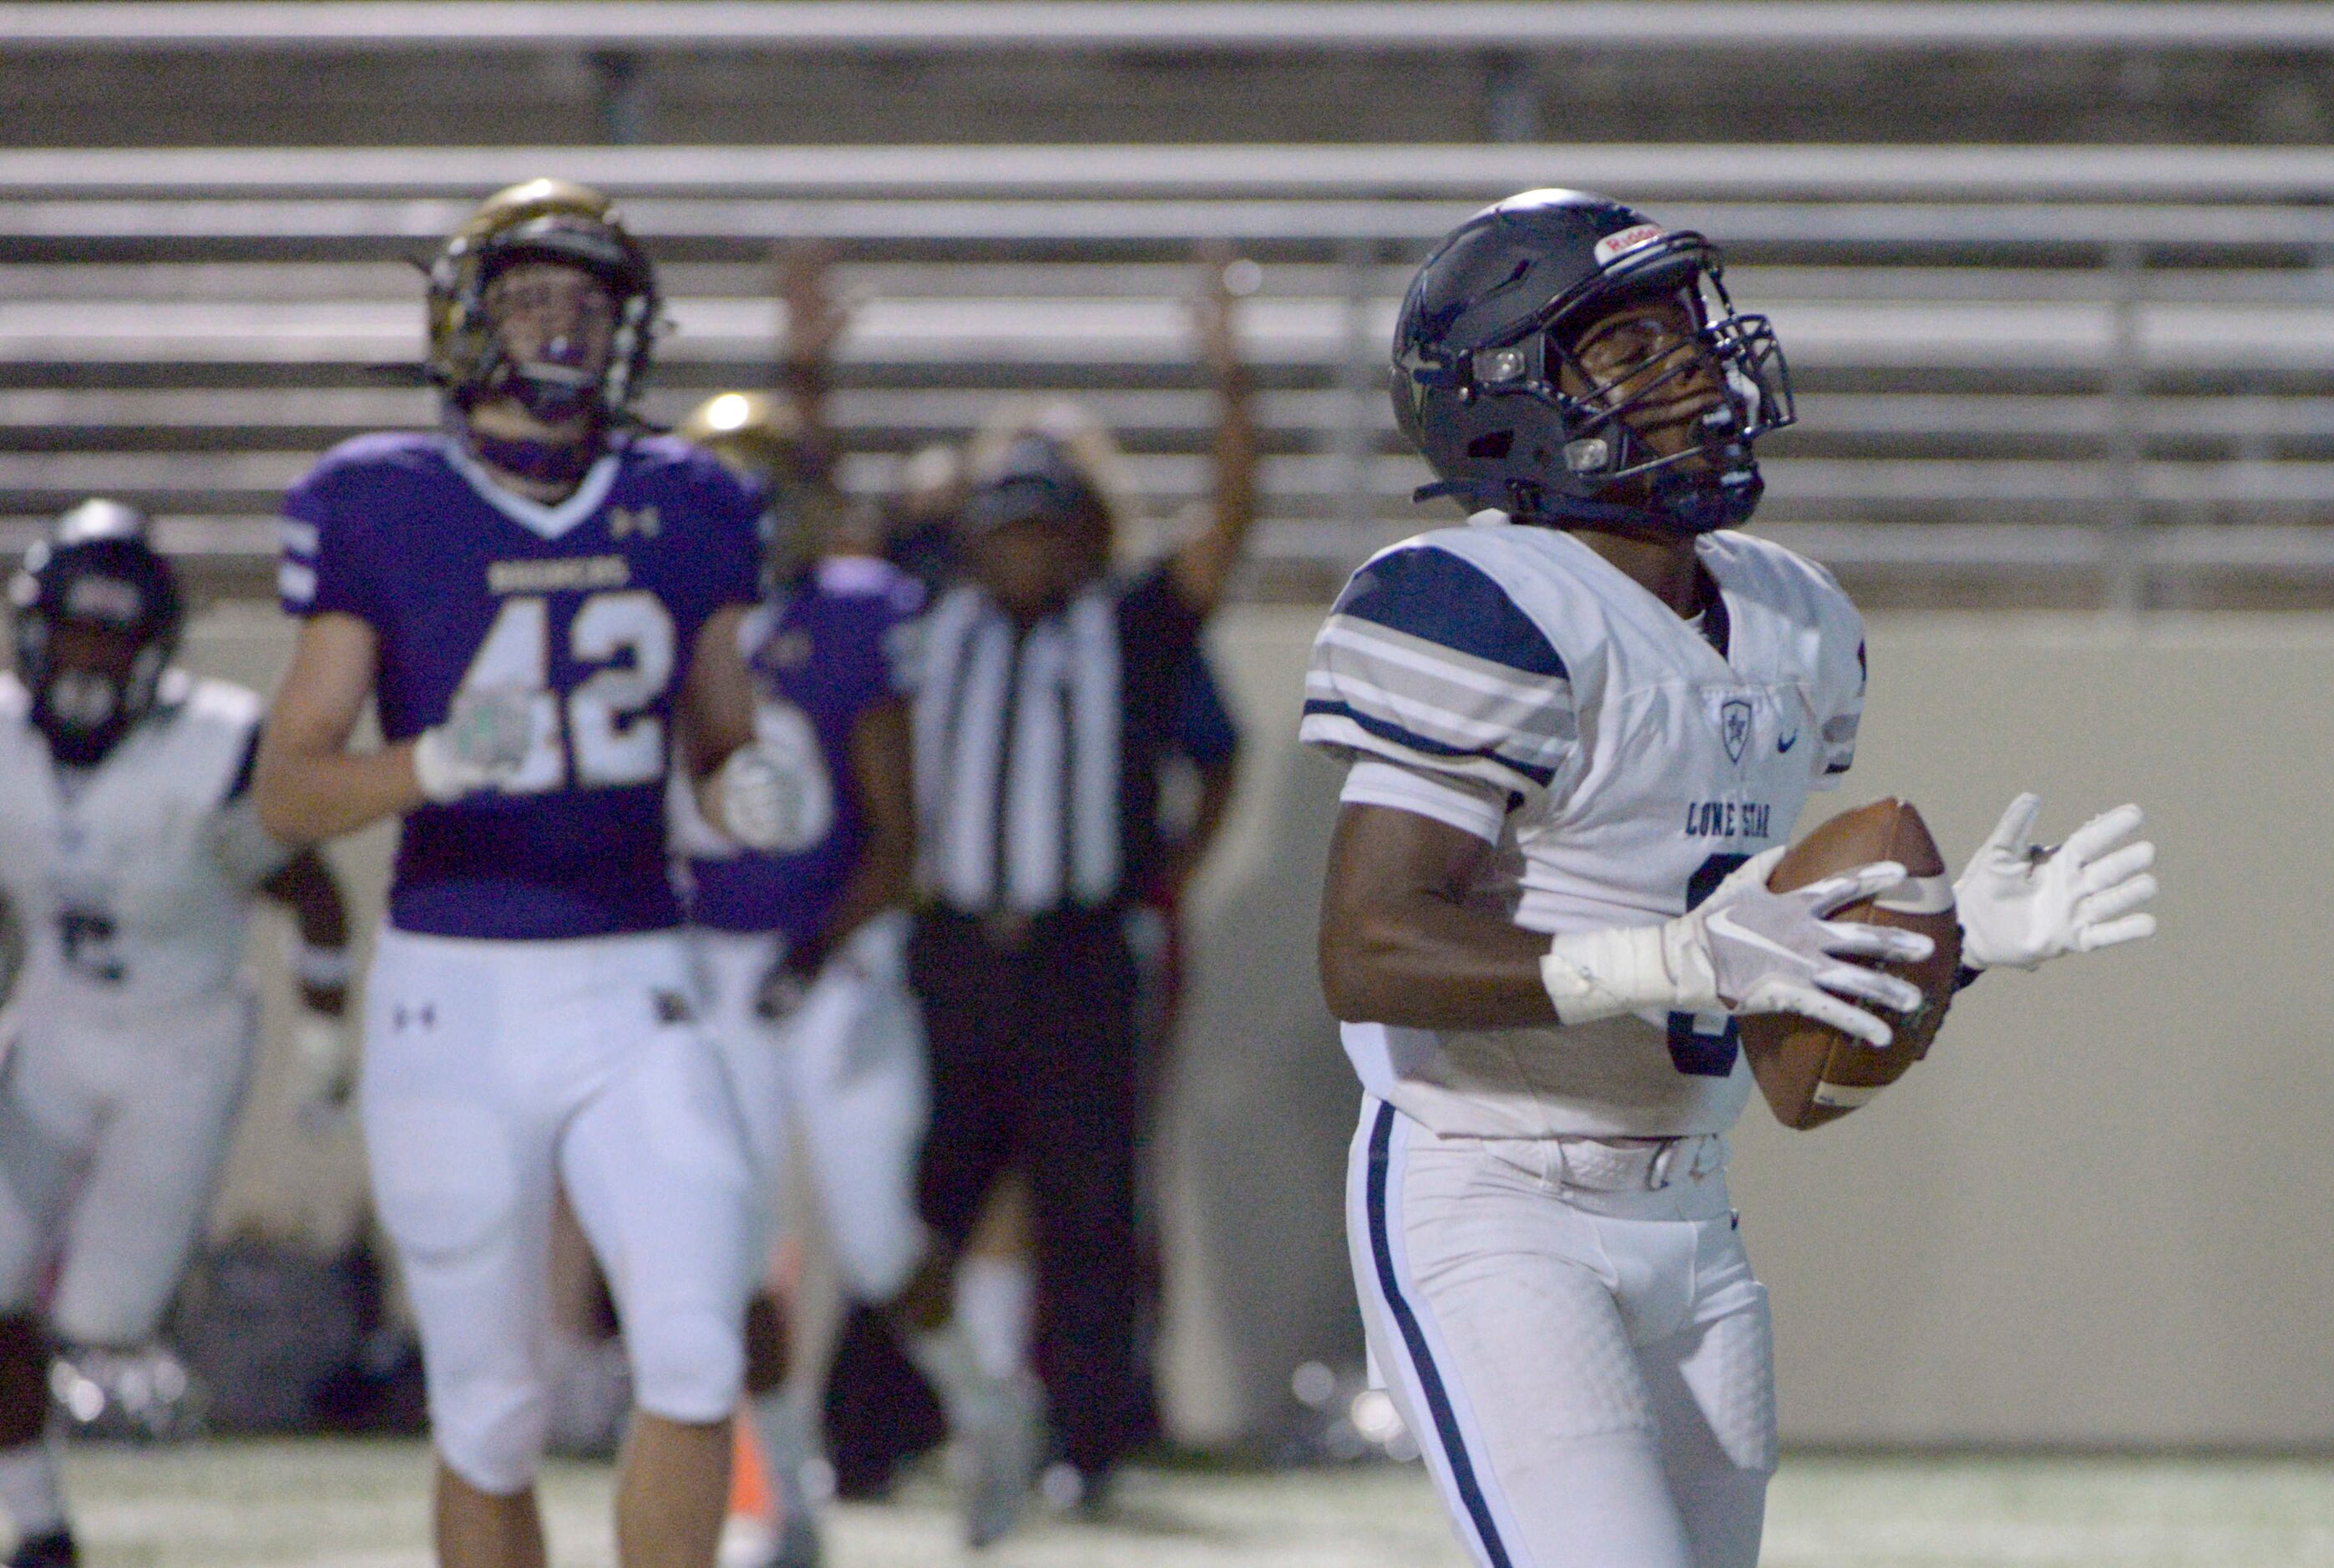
[1540,847,1935,1048]
[1954,792,2157,971]
[413,685,534,802]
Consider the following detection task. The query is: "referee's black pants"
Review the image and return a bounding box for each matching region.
[909,904,1145,1479]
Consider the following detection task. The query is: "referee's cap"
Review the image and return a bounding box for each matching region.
[959,435,1106,537]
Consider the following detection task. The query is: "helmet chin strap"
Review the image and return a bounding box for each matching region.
[1420,461,1759,537]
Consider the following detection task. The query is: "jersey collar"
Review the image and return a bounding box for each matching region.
[1536,524,1749,678]
[438,434,623,543]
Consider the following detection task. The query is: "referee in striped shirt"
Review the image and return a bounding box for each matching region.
[907,266,1257,1505]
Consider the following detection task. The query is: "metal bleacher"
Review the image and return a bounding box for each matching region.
[8,4,2334,606]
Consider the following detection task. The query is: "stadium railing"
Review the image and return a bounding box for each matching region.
[6,142,2334,604]
[8,3,2334,53]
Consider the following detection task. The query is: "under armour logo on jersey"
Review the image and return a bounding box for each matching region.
[1720,698,1753,766]
[608,506,661,539]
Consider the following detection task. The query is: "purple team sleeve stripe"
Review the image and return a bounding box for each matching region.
[277,560,317,608]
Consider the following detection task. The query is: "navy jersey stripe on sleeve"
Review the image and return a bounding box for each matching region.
[1334,546,1567,680]
[1301,697,1557,788]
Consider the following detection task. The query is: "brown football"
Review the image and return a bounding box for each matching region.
[1739,798,1962,1130]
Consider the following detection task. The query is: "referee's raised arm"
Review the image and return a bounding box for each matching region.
[1168,245,1259,618]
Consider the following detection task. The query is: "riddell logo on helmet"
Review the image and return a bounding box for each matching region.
[1592,225,1666,267]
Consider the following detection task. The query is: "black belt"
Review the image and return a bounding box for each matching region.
[921,901,1125,953]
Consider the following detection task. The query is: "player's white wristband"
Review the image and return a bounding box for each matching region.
[293,942,354,990]
[410,726,473,803]
[1538,920,1719,1025]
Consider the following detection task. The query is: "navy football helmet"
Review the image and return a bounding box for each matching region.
[1390,189,1795,534]
[8,499,183,766]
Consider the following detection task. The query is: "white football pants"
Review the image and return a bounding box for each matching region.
[0,989,255,1345]
[1348,1098,1776,1568]
[692,912,929,1305]
[362,927,760,1495]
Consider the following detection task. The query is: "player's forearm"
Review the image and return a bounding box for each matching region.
[1319,893,1559,1029]
[254,742,426,845]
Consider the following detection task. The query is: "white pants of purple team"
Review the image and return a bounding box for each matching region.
[1349,1098,1775,1568]
[362,927,760,1494]
[688,911,929,1306]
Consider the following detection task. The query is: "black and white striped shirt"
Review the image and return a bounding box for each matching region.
[912,562,1202,915]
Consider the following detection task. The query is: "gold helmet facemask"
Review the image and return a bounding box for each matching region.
[426,179,660,428]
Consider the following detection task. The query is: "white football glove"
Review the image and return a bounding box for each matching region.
[413,685,534,802]
[1541,846,1933,1049]
[714,742,826,853]
[290,1011,357,1136]
[1954,792,2158,971]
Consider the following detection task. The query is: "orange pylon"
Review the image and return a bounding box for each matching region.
[729,1414,772,1521]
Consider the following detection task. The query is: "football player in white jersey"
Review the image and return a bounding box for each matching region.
[0,501,352,1568]
[1303,191,2161,1568]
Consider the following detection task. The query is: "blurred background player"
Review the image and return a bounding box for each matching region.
[901,250,1257,1517]
[1306,190,2161,1568]
[0,500,351,1568]
[252,180,808,1568]
[670,245,1054,1560]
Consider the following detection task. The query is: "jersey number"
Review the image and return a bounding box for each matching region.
[454,591,675,792]
[1667,852,1749,1077]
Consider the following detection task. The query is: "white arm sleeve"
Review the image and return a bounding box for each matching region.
[1338,760,1507,844]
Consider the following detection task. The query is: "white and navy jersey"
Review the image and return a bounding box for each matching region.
[1301,516,1866,1140]
[280,431,762,940]
[0,670,291,1024]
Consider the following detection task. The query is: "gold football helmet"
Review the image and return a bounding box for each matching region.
[424,178,659,423]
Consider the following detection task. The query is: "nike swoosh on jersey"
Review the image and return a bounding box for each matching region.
[1777,731,1800,752]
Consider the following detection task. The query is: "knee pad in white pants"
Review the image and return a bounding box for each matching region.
[696,917,930,1304]
[625,1303,747,1427]
[3,998,254,1344]
[784,918,929,1302]
[556,1021,757,1426]
[433,1372,549,1497]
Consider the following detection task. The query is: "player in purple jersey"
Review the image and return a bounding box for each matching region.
[254,181,811,1568]
[677,371,1045,1560]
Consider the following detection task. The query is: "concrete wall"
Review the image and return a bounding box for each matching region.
[1160,606,2334,1450]
[175,601,2334,1449]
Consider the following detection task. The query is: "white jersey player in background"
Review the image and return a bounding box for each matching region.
[0,501,351,1568]
[1304,191,2162,1568]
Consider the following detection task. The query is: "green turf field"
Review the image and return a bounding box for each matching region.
[32,1439,2334,1566]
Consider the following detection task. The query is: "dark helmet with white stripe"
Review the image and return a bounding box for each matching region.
[1391,188,1795,534]
[8,499,184,766]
